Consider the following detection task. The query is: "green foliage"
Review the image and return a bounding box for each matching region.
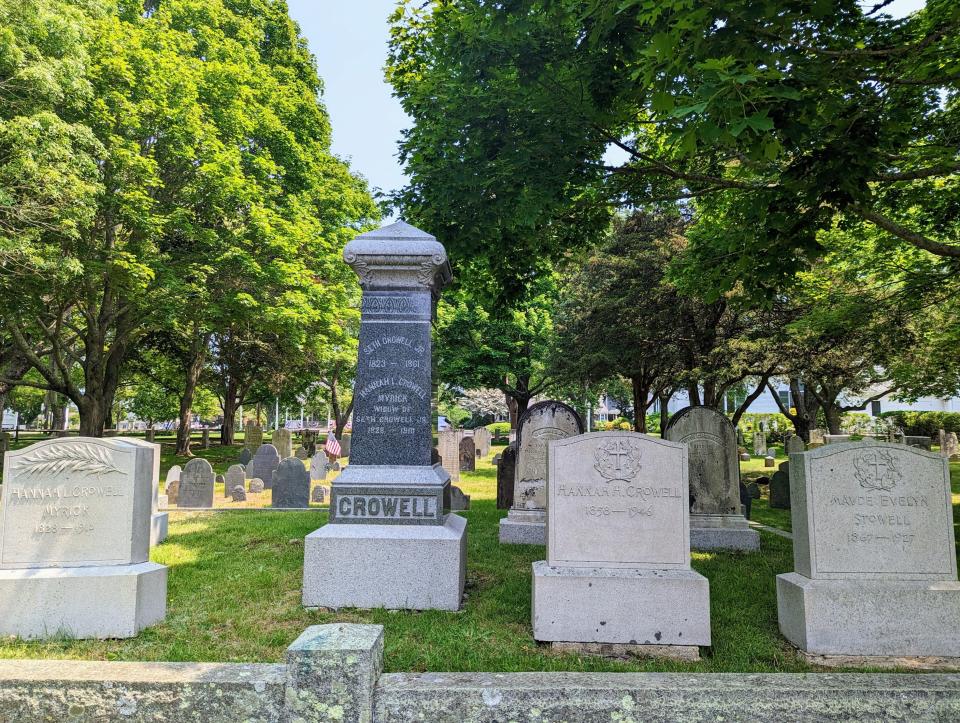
[881,411,960,437]
[738,413,794,443]
[485,421,511,436]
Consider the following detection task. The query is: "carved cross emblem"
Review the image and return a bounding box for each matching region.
[854,449,901,492]
[594,439,642,482]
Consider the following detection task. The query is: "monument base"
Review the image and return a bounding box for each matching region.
[690,513,760,551]
[498,509,545,545]
[151,512,169,546]
[303,515,467,611]
[532,561,711,646]
[551,641,701,662]
[0,562,167,640]
[777,572,960,656]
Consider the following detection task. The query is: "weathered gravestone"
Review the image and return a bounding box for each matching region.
[165,465,182,506]
[238,447,252,467]
[248,444,280,490]
[339,432,352,458]
[903,435,932,450]
[301,429,318,457]
[201,428,211,449]
[824,434,851,444]
[769,461,791,509]
[273,428,294,460]
[243,420,263,453]
[311,485,326,504]
[0,438,167,638]
[473,427,492,458]
[459,436,476,472]
[495,442,517,510]
[786,435,807,456]
[941,431,959,459]
[248,478,264,494]
[437,430,462,482]
[231,486,246,502]
[449,485,470,511]
[753,427,767,456]
[224,465,245,498]
[532,432,711,652]
[764,454,776,468]
[664,406,759,551]
[777,441,960,657]
[178,458,214,508]
[309,452,328,482]
[808,428,825,445]
[272,458,310,508]
[500,400,584,545]
[303,221,465,611]
[295,446,309,460]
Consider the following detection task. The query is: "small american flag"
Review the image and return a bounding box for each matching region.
[324,434,341,458]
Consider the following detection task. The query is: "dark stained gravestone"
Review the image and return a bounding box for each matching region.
[224,465,245,498]
[304,221,466,612]
[496,443,517,510]
[272,458,309,508]
[459,437,476,471]
[231,486,246,502]
[238,447,252,466]
[311,485,326,504]
[178,458,214,508]
[248,444,280,490]
[248,478,264,494]
[769,462,791,509]
[664,406,759,551]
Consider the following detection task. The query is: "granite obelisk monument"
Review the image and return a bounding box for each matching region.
[302,221,466,610]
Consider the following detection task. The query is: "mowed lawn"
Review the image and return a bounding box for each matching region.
[0,437,957,674]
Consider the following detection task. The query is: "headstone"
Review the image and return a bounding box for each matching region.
[785,435,806,455]
[224,465,245,498]
[311,485,326,504]
[165,465,182,506]
[808,428,825,445]
[339,432,352,458]
[499,400,583,545]
[309,452,328,482]
[272,458,309,508]
[756,475,770,486]
[824,434,850,444]
[303,221,466,611]
[238,447,252,466]
[202,428,210,449]
[739,452,751,462]
[295,446,309,460]
[769,461,791,509]
[459,437,476,471]
[331,461,341,472]
[0,438,167,638]
[248,478,264,494]
[496,443,517,510]
[942,431,960,459]
[736,427,746,447]
[739,482,752,520]
[437,430,462,482]
[248,444,280,490]
[178,457,214,508]
[745,481,761,499]
[473,427,492,458]
[777,441,960,657]
[764,454,776,468]
[532,431,711,649]
[231,485,246,502]
[243,420,263,453]
[273,428,294,460]
[449,485,470,510]
[903,435,932,450]
[753,428,767,456]
[664,406,759,551]
[119,437,166,547]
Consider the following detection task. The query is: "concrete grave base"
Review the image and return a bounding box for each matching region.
[690,513,760,551]
[499,508,546,545]
[0,562,167,639]
[802,652,960,671]
[777,572,960,657]
[303,514,467,611]
[151,511,168,546]
[532,561,711,646]
[551,641,701,662]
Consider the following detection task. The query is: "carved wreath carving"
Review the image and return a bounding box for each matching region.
[14,444,124,478]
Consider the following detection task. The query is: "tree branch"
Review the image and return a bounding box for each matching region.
[849,204,960,258]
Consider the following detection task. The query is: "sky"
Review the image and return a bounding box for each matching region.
[287,0,928,214]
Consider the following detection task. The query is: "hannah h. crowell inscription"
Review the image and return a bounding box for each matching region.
[0,438,167,638]
[302,222,466,611]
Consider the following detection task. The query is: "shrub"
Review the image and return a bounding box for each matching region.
[486,421,511,436]
[738,413,793,443]
[880,411,960,436]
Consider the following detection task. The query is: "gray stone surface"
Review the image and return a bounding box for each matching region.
[151,512,168,546]
[769,461,791,509]
[303,514,466,611]
[778,441,959,657]
[166,464,182,487]
[458,436,475,471]
[310,452,328,481]
[473,427,492,458]
[238,447,252,466]
[786,435,807,455]
[689,526,761,551]
[809,428,825,444]
[248,444,280,490]
[166,479,180,505]
[311,485,326,504]
[495,442,516,510]
[663,406,740,516]
[243,420,262,452]
[448,485,470,510]
[512,400,583,512]
[340,432,352,458]
[764,454,775,467]
[248,478,264,494]
[231,486,246,502]
[273,428,293,459]
[178,457,214,508]
[437,430,461,483]
[272,457,309,508]
[202,428,211,449]
[824,434,851,444]
[753,428,767,456]
[498,516,546,545]
[224,464,245,498]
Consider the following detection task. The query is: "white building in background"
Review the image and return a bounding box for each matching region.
[1,410,16,428]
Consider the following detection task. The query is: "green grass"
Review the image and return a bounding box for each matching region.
[0,442,957,673]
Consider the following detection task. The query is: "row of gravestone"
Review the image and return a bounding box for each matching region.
[436,427,493,480]
[497,401,759,550]
[242,420,352,461]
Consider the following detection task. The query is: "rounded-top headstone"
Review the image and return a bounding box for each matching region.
[248,478,264,494]
[178,457,215,508]
[238,448,252,466]
[248,444,280,490]
[514,400,584,510]
[664,406,740,516]
[271,458,310,509]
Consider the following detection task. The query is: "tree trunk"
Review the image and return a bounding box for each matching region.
[175,332,209,456]
[631,376,650,433]
[506,393,519,429]
[658,392,671,432]
[824,404,843,434]
[77,395,107,437]
[686,383,701,407]
[221,376,240,446]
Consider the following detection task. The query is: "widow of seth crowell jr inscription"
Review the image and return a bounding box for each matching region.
[303,222,467,612]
